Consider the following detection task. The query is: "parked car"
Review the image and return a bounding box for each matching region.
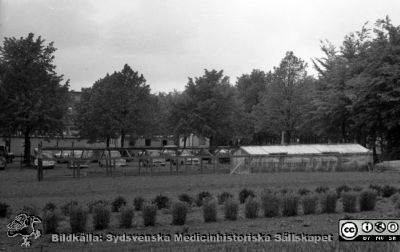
[196,149,213,164]
[140,150,166,166]
[54,150,72,163]
[99,150,127,167]
[34,150,56,169]
[162,149,177,162]
[68,150,90,169]
[174,150,200,165]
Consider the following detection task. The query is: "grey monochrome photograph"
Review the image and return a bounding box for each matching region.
[1,0,400,251]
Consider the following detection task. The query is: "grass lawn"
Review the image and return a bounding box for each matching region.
[1,164,400,251]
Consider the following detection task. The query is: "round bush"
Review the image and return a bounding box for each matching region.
[261,192,280,217]
[203,200,217,223]
[171,201,188,225]
[43,210,61,234]
[88,200,108,213]
[224,200,238,221]
[315,186,329,194]
[119,207,134,228]
[178,193,193,206]
[319,192,337,213]
[359,190,377,211]
[336,185,351,198]
[297,188,311,196]
[61,201,78,216]
[196,191,212,207]
[218,192,233,205]
[244,197,259,219]
[281,193,299,216]
[342,192,358,213]
[112,196,127,212]
[152,195,170,210]
[133,197,145,211]
[69,205,87,233]
[301,194,318,215]
[381,185,398,198]
[142,204,157,226]
[239,188,255,204]
[0,202,10,218]
[92,204,111,230]
[43,202,57,212]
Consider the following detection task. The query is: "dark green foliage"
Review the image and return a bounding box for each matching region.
[61,201,78,216]
[119,207,134,228]
[0,202,10,218]
[336,185,351,198]
[281,193,299,216]
[92,204,111,230]
[342,192,358,213]
[196,191,212,206]
[43,202,57,212]
[22,204,38,216]
[261,192,280,217]
[171,201,188,226]
[76,64,152,148]
[152,194,170,210]
[298,188,311,196]
[43,210,60,234]
[133,197,145,211]
[224,200,239,221]
[320,192,337,213]
[301,194,318,215]
[112,196,127,212]
[280,188,293,194]
[69,206,87,233]
[352,186,363,192]
[203,200,217,223]
[218,192,233,205]
[239,188,255,204]
[359,190,377,211]
[381,185,398,198]
[369,184,383,195]
[142,204,157,227]
[244,197,259,219]
[178,193,193,205]
[315,186,329,194]
[88,200,108,213]
[0,33,70,163]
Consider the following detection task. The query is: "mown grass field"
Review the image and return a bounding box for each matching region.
[1,164,400,251]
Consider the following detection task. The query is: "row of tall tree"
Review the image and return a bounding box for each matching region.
[1,17,399,163]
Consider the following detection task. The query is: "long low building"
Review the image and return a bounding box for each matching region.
[231,144,372,174]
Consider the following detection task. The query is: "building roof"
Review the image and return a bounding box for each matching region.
[238,144,370,155]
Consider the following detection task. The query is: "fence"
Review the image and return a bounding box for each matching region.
[25,145,374,181]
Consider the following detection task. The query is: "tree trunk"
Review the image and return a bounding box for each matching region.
[183,136,187,149]
[120,130,125,148]
[285,130,291,144]
[24,129,31,165]
[106,137,110,148]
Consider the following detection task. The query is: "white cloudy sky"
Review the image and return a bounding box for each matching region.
[1,0,399,93]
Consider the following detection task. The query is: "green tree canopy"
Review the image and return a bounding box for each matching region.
[76,64,151,147]
[0,33,69,163]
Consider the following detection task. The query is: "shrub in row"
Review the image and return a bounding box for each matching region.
[261,192,280,217]
[239,188,255,204]
[0,202,10,218]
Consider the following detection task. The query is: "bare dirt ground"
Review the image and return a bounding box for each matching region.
[1,163,400,251]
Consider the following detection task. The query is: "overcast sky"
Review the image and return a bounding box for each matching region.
[1,0,399,93]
